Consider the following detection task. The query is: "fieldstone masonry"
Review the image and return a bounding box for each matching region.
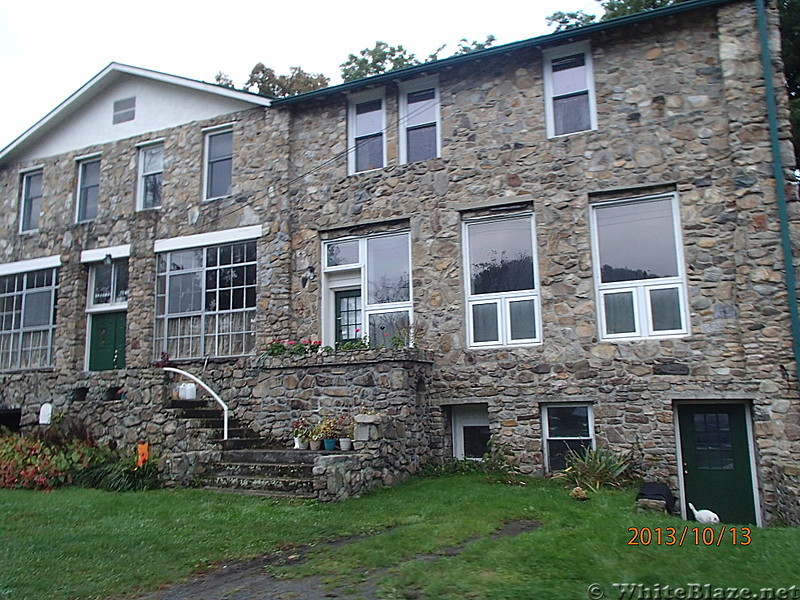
[0,1,798,521]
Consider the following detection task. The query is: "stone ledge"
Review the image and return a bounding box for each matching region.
[254,348,434,370]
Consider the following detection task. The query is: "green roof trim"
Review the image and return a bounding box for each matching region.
[271,0,742,107]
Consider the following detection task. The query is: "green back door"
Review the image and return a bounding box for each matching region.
[89,311,126,371]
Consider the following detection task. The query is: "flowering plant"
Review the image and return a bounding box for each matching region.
[314,417,340,440]
[289,417,312,440]
[337,414,354,438]
[262,339,325,359]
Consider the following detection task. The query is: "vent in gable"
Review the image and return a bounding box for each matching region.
[113,97,136,124]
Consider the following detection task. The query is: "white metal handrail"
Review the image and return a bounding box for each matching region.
[163,367,229,440]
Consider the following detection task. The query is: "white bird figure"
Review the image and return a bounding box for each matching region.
[688,502,720,524]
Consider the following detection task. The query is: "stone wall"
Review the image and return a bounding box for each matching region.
[772,461,800,526]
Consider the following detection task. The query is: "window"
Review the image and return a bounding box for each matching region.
[591,194,689,340]
[155,240,256,359]
[347,90,385,174]
[204,129,232,200]
[543,404,594,472]
[138,144,163,210]
[76,158,100,222]
[464,215,541,347]
[543,42,596,137]
[0,267,58,370]
[323,232,411,347]
[86,259,128,371]
[399,77,440,164]
[20,170,42,233]
[113,97,135,124]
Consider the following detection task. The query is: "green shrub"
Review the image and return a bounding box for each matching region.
[75,453,160,492]
[562,447,638,491]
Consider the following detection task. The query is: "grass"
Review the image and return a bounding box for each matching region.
[0,475,798,599]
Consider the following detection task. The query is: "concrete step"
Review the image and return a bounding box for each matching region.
[166,399,214,410]
[221,448,319,464]
[219,437,273,451]
[177,408,221,419]
[202,474,316,495]
[212,462,315,479]
[201,487,317,499]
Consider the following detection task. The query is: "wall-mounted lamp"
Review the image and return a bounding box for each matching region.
[301,265,316,288]
[103,253,113,267]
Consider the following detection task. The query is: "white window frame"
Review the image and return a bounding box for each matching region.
[86,260,129,313]
[203,127,233,201]
[0,261,59,372]
[590,193,689,341]
[322,231,412,347]
[136,141,163,211]
[542,41,597,138]
[347,88,386,175]
[76,156,101,223]
[19,168,43,233]
[398,76,441,164]
[462,213,542,348]
[542,403,595,472]
[154,238,258,360]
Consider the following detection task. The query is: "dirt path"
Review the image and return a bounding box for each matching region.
[127,519,540,600]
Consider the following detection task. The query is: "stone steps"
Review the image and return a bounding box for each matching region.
[200,449,318,498]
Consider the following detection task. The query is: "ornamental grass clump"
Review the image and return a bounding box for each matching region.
[562,447,639,492]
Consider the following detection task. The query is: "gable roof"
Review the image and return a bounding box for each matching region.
[271,0,741,107]
[0,62,271,164]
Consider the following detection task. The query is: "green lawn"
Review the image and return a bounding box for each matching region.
[1,475,797,600]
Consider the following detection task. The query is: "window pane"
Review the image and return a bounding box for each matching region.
[603,291,636,335]
[472,303,499,343]
[327,240,359,267]
[79,186,99,221]
[547,438,592,472]
[406,89,436,127]
[22,172,42,231]
[355,99,382,136]
[368,310,409,348]
[367,234,409,304]
[469,218,534,295]
[82,160,100,186]
[168,272,202,314]
[142,145,163,173]
[596,198,679,283]
[463,425,491,458]
[553,93,591,135]
[355,134,383,172]
[650,287,682,331]
[208,159,232,198]
[92,264,113,304]
[169,249,203,271]
[208,131,232,160]
[509,298,537,340]
[694,413,734,470]
[143,173,162,209]
[552,54,587,96]
[22,290,51,327]
[547,405,590,438]
[407,125,437,163]
[114,262,129,303]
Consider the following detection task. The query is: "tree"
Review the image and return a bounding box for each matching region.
[340,35,496,82]
[214,71,235,89]
[779,0,800,168]
[243,64,329,97]
[546,0,690,30]
[546,11,597,32]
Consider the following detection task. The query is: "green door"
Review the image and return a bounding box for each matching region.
[334,290,362,343]
[678,403,757,524]
[89,311,126,371]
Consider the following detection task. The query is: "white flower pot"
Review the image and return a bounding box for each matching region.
[339,438,353,451]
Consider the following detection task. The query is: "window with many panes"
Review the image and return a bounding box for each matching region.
[591,193,689,340]
[20,170,43,233]
[463,214,541,347]
[399,77,440,164]
[348,89,385,174]
[0,268,58,370]
[138,143,163,210]
[543,42,596,138]
[543,404,595,472]
[323,232,411,347]
[204,129,232,200]
[155,240,256,359]
[88,260,129,308]
[76,158,100,222]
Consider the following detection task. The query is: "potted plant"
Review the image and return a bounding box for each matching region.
[308,422,324,451]
[318,417,340,451]
[337,414,354,451]
[289,417,311,450]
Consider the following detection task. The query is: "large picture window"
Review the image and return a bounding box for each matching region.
[591,194,689,340]
[347,90,385,174]
[543,404,595,472]
[323,232,411,347]
[543,42,597,138]
[0,267,58,370]
[155,240,256,359]
[464,215,541,347]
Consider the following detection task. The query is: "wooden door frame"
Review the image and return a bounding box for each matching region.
[673,400,762,526]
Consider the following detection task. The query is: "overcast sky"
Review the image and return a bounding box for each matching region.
[0,0,602,151]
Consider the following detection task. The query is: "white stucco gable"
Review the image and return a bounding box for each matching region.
[0,63,271,164]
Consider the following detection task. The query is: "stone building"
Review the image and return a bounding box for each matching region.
[0,0,798,524]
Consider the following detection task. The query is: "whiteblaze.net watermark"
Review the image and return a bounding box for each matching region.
[586,583,800,599]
